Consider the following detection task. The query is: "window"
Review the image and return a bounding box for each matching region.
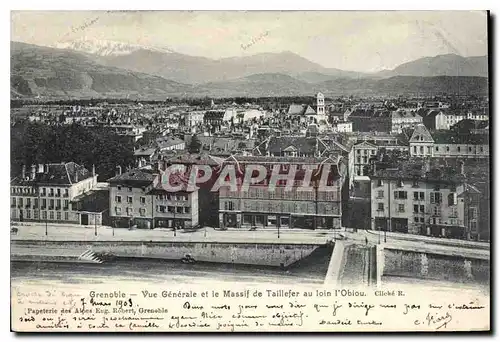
[64,200,69,210]
[377,179,384,187]
[433,206,441,216]
[377,203,384,211]
[448,193,457,206]
[176,207,183,214]
[480,147,484,152]
[115,196,121,203]
[419,205,424,213]
[42,211,47,219]
[56,189,61,196]
[126,207,133,216]
[117,186,122,191]
[398,204,405,213]
[167,206,174,213]
[127,196,133,204]
[420,217,425,223]
[394,191,407,199]
[413,204,419,213]
[56,199,61,209]
[34,211,39,219]
[397,180,404,187]
[430,192,442,204]
[19,198,23,207]
[457,146,461,152]
[11,198,16,207]
[115,207,121,215]
[357,157,361,163]
[64,189,69,197]
[26,210,31,219]
[435,146,439,151]
[377,190,384,199]
[468,207,478,219]
[419,146,424,154]
[139,208,146,217]
[140,197,146,204]
[413,146,417,153]
[446,146,450,152]
[413,192,419,201]
[224,201,235,211]
[469,147,472,152]
[128,187,133,192]
[185,207,191,214]
[41,199,46,208]
[64,212,69,221]
[420,192,424,200]
[414,217,418,223]
[56,212,61,220]
[49,211,54,220]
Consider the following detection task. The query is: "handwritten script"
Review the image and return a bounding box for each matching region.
[12,285,489,332]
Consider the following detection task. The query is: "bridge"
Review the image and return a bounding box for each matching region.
[325,232,490,286]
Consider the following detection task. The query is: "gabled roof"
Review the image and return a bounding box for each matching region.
[409,124,434,143]
[107,169,156,185]
[354,141,378,149]
[11,162,93,186]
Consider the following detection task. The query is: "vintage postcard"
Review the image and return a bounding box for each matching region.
[10,10,490,332]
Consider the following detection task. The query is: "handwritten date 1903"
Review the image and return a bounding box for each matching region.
[80,297,134,311]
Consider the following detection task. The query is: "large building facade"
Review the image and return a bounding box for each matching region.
[107,168,199,229]
[370,162,481,240]
[218,155,347,230]
[10,163,98,224]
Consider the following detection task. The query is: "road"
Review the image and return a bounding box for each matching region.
[11,222,490,259]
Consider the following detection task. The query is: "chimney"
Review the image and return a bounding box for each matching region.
[21,165,26,179]
[31,165,37,180]
[116,165,122,176]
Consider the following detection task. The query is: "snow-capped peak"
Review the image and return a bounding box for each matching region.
[54,38,175,56]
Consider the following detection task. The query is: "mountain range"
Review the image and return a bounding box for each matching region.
[11,40,489,99]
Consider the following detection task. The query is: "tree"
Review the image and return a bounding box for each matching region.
[188,134,202,154]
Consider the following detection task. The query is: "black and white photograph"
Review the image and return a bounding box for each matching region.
[9,10,491,332]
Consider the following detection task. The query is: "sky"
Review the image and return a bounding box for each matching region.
[10,11,488,72]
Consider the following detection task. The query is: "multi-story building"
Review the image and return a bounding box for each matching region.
[218,155,347,230]
[370,161,481,240]
[353,141,378,176]
[107,167,199,229]
[407,124,435,158]
[405,124,489,159]
[419,108,465,131]
[348,108,422,133]
[10,163,98,224]
[331,121,353,133]
[390,109,423,134]
[466,110,489,121]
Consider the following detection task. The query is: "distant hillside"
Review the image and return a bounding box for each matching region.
[195,74,489,97]
[11,41,192,99]
[385,54,488,77]
[10,42,489,99]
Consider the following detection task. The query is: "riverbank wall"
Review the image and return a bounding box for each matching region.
[11,240,323,268]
